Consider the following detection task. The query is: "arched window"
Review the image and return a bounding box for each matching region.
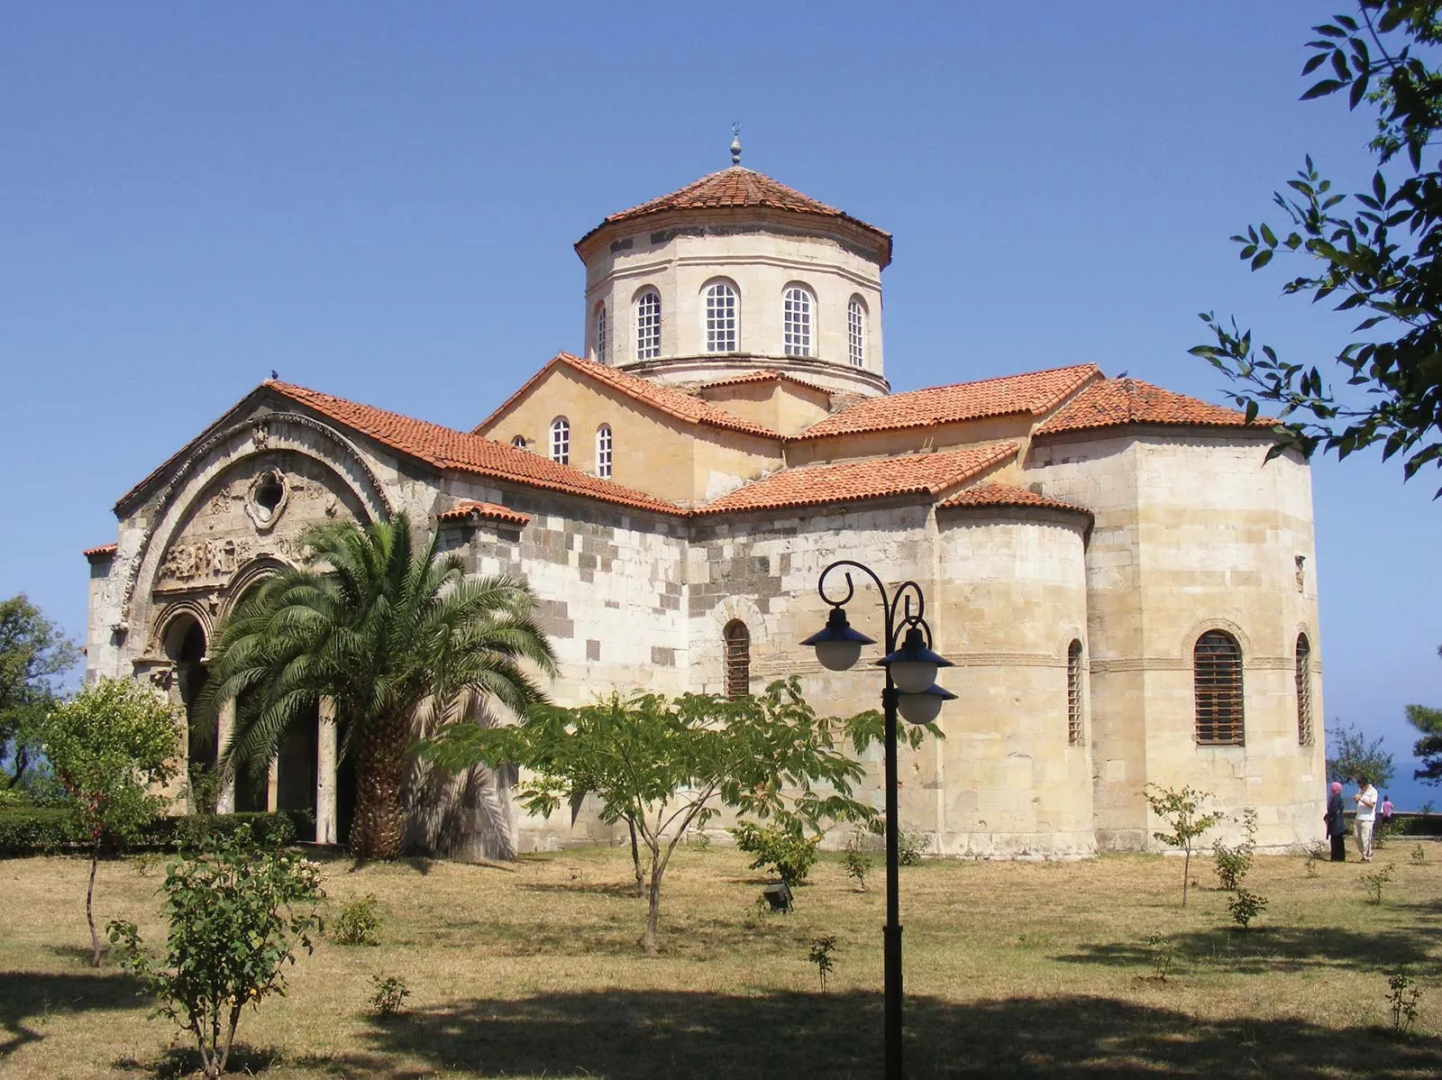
[1066,639,1084,745]
[1295,633,1313,745]
[595,424,613,479]
[704,281,738,353]
[783,285,813,357]
[724,620,750,699]
[848,297,866,368]
[511,435,527,449]
[594,302,608,365]
[635,290,661,360]
[550,418,570,465]
[1194,630,1245,745]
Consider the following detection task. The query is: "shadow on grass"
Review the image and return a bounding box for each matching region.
[349,988,1442,1078]
[1057,924,1436,975]
[0,969,142,1058]
[519,881,645,899]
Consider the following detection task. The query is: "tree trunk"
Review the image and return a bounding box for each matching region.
[349,715,408,860]
[644,870,662,956]
[1182,846,1191,908]
[628,819,644,898]
[86,837,102,967]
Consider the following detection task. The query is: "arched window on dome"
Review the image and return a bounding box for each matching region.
[635,289,661,361]
[1194,629,1245,746]
[595,424,612,479]
[594,302,608,365]
[724,620,750,699]
[550,418,570,465]
[847,296,866,368]
[1295,633,1314,745]
[783,285,814,357]
[704,281,738,353]
[1066,639,1084,746]
[511,435,527,449]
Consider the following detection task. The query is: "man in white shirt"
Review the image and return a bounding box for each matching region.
[1353,776,1379,862]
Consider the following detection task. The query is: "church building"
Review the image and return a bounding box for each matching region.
[82,148,1326,859]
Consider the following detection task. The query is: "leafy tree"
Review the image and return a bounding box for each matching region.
[1326,720,1397,787]
[109,827,324,1080]
[43,677,179,965]
[1190,1,1442,494]
[199,512,555,861]
[424,678,878,955]
[1143,784,1224,907]
[0,594,80,788]
[1406,644,1442,782]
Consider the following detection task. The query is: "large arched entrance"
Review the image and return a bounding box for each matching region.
[162,614,216,810]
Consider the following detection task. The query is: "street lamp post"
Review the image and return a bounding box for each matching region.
[801,560,955,1080]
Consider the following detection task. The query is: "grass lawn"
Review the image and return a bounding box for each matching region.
[2,839,1442,1078]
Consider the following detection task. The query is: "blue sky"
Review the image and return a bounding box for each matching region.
[2,2,1437,803]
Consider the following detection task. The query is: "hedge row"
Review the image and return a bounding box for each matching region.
[0,809,301,858]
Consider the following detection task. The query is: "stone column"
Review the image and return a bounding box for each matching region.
[316,698,339,844]
[216,700,236,814]
[266,758,279,813]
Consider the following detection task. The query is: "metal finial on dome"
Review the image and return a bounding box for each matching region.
[730,123,742,166]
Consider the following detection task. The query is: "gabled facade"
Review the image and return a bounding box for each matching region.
[84,159,1325,860]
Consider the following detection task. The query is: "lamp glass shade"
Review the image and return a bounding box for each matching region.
[815,639,863,672]
[889,660,939,694]
[898,684,957,725]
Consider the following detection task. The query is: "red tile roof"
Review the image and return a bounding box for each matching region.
[83,543,118,560]
[696,443,1017,516]
[474,353,783,440]
[265,381,680,515]
[937,482,1091,518]
[437,501,531,527]
[1034,377,1275,437]
[698,369,833,397]
[576,167,893,265]
[794,364,1102,441]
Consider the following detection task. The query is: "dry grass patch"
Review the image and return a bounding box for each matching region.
[2,841,1441,1077]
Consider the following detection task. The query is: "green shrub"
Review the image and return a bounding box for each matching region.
[0,809,297,858]
[0,806,89,855]
[843,833,873,891]
[163,812,297,852]
[898,830,927,866]
[1227,888,1268,930]
[1213,808,1258,890]
[332,894,382,946]
[370,974,410,1017]
[732,820,821,887]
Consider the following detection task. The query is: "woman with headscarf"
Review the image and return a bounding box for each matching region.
[1325,781,1347,861]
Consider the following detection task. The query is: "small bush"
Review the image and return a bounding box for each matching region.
[1144,932,1176,981]
[1411,844,1427,866]
[1388,970,1422,1035]
[332,894,382,946]
[898,830,927,866]
[164,812,298,852]
[732,820,820,887]
[1212,808,1258,891]
[370,975,410,1017]
[1362,864,1396,905]
[843,833,873,891]
[807,935,838,992]
[1227,889,1268,930]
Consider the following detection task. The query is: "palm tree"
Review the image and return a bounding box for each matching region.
[199,512,556,859]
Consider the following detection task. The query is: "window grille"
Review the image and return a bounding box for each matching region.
[724,620,750,699]
[550,418,570,465]
[705,282,738,353]
[848,298,865,368]
[595,424,612,480]
[1067,639,1084,745]
[636,291,661,360]
[1194,630,1245,745]
[783,286,812,356]
[595,303,607,365]
[511,435,527,448]
[1295,633,1313,745]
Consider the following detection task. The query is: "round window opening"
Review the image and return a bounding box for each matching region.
[246,469,289,529]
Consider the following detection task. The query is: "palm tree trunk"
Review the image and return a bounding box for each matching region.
[349,715,408,860]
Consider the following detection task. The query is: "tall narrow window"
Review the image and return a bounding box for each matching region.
[550,418,570,465]
[595,424,612,479]
[1295,633,1313,745]
[594,303,608,365]
[848,297,866,368]
[705,281,738,353]
[635,290,661,360]
[1066,639,1084,745]
[1194,630,1244,746]
[783,286,813,356]
[724,620,750,699]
